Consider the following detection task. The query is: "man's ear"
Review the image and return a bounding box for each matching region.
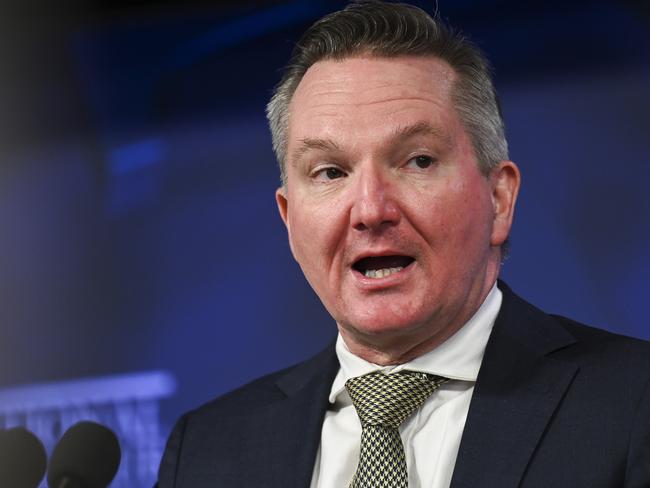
[276,186,298,259]
[276,186,289,229]
[490,160,520,247]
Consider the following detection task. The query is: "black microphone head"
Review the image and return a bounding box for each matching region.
[0,427,47,488]
[47,421,121,488]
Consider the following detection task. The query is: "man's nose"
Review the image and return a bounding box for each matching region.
[350,166,401,232]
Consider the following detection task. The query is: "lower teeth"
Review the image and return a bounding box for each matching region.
[364,267,403,279]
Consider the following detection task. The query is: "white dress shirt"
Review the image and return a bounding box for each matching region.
[310,284,502,488]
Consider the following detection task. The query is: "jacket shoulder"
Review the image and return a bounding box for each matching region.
[551,313,650,363]
[187,341,337,419]
[546,314,650,396]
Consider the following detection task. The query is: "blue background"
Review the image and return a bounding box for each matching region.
[1,0,648,433]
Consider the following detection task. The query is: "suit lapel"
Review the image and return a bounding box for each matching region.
[262,344,338,488]
[450,284,578,488]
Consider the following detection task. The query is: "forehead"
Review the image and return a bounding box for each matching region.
[287,55,460,151]
[294,55,456,99]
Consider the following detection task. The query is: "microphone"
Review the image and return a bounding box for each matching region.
[47,421,121,488]
[0,427,47,488]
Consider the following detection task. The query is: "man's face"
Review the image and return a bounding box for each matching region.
[277,56,517,362]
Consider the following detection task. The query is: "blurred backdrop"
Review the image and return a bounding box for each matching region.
[1,0,649,484]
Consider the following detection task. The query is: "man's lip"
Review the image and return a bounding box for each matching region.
[349,251,416,280]
[350,250,416,266]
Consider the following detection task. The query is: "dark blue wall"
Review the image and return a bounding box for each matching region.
[1,0,648,431]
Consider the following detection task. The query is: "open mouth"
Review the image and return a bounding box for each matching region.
[352,255,415,279]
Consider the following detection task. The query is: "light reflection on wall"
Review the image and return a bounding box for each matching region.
[0,371,176,488]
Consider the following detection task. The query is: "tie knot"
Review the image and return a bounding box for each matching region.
[345,371,446,429]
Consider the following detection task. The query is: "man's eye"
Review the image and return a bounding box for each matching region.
[407,155,435,169]
[315,167,346,180]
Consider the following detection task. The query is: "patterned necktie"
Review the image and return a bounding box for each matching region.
[345,371,447,488]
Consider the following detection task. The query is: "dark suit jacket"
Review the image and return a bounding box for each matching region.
[157,284,650,487]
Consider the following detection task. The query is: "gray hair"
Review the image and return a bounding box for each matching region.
[266,0,509,186]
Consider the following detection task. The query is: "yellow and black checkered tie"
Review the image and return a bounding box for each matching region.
[345,371,447,488]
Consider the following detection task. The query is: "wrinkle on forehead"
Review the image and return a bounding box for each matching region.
[307,96,442,109]
[293,55,456,100]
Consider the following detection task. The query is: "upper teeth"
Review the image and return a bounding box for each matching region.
[364,267,403,279]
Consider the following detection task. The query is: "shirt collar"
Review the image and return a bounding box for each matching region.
[329,283,502,403]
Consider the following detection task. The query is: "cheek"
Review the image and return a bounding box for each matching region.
[454,184,494,247]
[431,179,494,247]
[287,199,338,269]
[288,211,316,264]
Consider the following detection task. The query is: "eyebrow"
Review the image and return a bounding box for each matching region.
[392,121,451,145]
[290,137,341,165]
[289,121,450,165]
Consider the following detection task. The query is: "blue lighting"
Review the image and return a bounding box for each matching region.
[166,0,331,72]
[109,138,165,175]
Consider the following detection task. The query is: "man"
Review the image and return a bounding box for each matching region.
[157,2,650,487]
